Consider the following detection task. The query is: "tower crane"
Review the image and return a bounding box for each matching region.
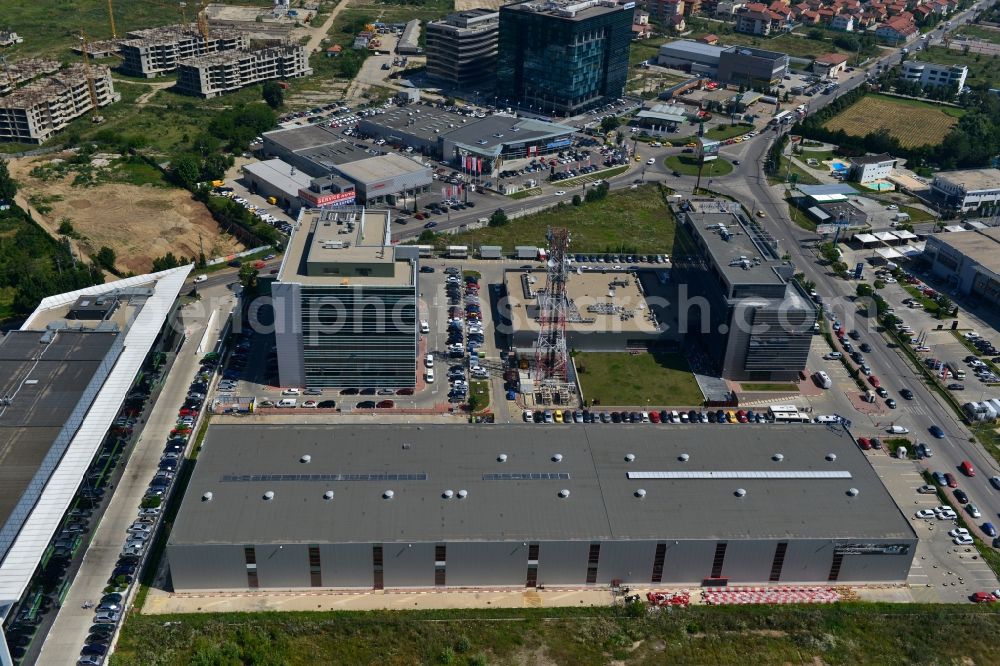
[107,0,118,39]
[78,31,104,124]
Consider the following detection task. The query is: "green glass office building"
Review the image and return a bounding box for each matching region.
[497,1,634,116]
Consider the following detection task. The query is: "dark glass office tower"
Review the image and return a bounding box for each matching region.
[497,1,634,116]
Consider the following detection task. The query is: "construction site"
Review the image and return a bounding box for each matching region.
[0,63,118,144]
[118,23,250,78]
[176,44,312,98]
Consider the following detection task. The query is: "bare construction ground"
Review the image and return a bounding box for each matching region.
[8,154,243,274]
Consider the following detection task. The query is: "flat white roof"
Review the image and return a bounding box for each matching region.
[875,247,904,259]
[854,233,878,243]
[893,229,918,240]
[0,266,192,608]
[873,231,898,242]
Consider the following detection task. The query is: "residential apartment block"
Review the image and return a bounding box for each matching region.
[644,0,685,21]
[497,0,634,116]
[900,59,968,94]
[0,59,61,97]
[0,65,118,144]
[425,10,500,90]
[119,24,249,78]
[874,15,917,42]
[176,46,312,98]
[734,3,791,35]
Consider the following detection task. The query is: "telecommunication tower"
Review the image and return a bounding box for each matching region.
[534,226,570,386]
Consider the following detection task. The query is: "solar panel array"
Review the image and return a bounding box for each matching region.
[482,473,571,481]
[626,471,853,480]
[220,473,428,483]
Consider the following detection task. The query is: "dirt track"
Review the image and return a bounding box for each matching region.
[8,154,243,274]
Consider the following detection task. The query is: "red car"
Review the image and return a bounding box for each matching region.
[960,460,976,477]
[945,472,958,488]
[857,437,871,450]
[649,410,661,424]
[971,592,997,603]
[736,410,748,423]
[868,375,880,388]
[376,400,395,409]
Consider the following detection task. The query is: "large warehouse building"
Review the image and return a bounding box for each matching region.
[357,105,575,174]
[168,423,916,591]
[923,226,1000,307]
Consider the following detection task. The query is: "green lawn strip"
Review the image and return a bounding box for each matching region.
[469,379,491,414]
[705,123,753,141]
[741,382,799,392]
[903,285,940,313]
[449,184,677,254]
[798,148,836,163]
[576,351,704,407]
[663,154,733,177]
[507,188,542,200]
[115,603,1000,665]
[787,199,818,231]
[897,204,936,223]
[956,24,1000,45]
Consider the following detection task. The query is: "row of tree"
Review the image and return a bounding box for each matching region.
[0,161,104,317]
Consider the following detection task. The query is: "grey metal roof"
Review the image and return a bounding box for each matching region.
[170,423,915,546]
[444,116,575,153]
[0,330,117,537]
[659,40,725,60]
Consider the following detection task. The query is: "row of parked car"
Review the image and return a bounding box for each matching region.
[523,408,782,424]
[80,355,217,663]
[210,189,293,235]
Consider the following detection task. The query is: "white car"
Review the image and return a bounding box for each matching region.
[281,388,301,396]
[825,352,843,360]
[555,190,566,196]
[915,509,937,519]
[949,527,970,537]
[523,410,534,422]
[887,425,909,434]
[936,510,958,520]
[954,535,975,546]
[425,354,434,368]
[967,504,982,518]
[194,274,208,283]
[425,368,435,383]
[646,158,655,165]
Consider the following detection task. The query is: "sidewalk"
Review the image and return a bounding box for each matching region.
[36,292,233,665]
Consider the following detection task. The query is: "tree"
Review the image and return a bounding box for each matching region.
[417,230,437,243]
[95,246,117,273]
[488,209,509,227]
[0,158,16,202]
[572,194,582,206]
[58,219,76,236]
[467,392,482,413]
[819,242,841,264]
[807,28,824,41]
[238,261,259,289]
[600,115,621,133]
[152,252,183,271]
[856,283,874,297]
[170,155,201,189]
[262,81,284,109]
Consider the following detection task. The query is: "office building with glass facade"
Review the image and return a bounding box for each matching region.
[496,0,634,116]
[676,201,816,381]
[273,207,417,388]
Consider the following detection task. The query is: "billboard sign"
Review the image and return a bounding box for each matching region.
[300,189,356,207]
[545,137,573,150]
[699,138,720,162]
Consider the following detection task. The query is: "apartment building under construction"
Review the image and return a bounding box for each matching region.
[176,45,312,98]
[0,65,118,144]
[0,59,61,97]
[119,23,249,78]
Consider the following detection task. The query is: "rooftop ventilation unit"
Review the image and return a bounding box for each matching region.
[497,454,508,463]
[847,487,859,496]
[634,488,646,498]
[625,453,635,462]
[383,490,394,499]
[263,491,275,501]
[558,489,570,499]
[678,453,690,462]
[735,488,747,498]
[457,489,468,499]
[826,453,837,461]
[552,453,563,462]
[443,489,454,499]
[772,453,784,462]
[323,490,334,500]
[300,455,312,463]
[202,492,213,502]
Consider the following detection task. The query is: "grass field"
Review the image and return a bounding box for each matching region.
[705,123,753,141]
[787,199,818,231]
[741,382,800,392]
[955,24,1000,45]
[664,154,734,177]
[112,603,1000,665]
[822,95,963,148]
[576,352,704,407]
[922,45,1000,88]
[448,184,679,254]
